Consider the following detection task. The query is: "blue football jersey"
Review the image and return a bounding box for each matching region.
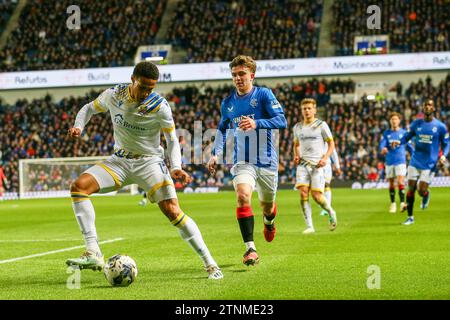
[212,86,287,171]
[401,118,449,170]
[379,128,413,166]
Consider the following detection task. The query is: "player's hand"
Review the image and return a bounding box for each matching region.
[381,147,388,155]
[391,141,400,149]
[238,116,256,131]
[171,169,192,185]
[438,155,447,167]
[316,157,328,168]
[67,127,82,139]
[294,156,301,165]
[207,156,218,175]
[335,168,342,176]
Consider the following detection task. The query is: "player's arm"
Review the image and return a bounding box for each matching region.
[438,126,449,165]
[208,102,229,174]
[330,147,342,175]
[293,132,300,165]
[158,101,192,185]
[406,141,414,155]
[69,89,110,138]
[393,122,416,147]
[240,89,287,130]
[379,133,388,155]
[317,122,334,168]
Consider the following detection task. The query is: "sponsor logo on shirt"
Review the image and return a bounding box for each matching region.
[271,100,282,109]
[113,113,147,131]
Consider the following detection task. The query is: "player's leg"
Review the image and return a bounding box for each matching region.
[417,170,433,210]
[298,186,314,234]
[404,166,419,225]
[256,167,278,242]
[295,165,314,233]
[385,165,396,213]
[321,164,332,216]
[321,182,331,216]
[136,159,222,279]
[67,158,125,270]
[397,175,406,212]
[311,168,337,231]
[138,186,148,206]
[158,198,223,279]
[388,177,397,213]
[230,164,259,266]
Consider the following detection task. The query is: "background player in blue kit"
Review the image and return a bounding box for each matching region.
[207,55,287,266]
[392,99,449,225]
[379,112,413,213]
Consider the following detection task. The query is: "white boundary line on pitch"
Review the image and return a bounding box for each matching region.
[0,238,124,264]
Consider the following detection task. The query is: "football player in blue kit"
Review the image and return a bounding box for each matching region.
[392,99,449,225]
[207,55,287,266]
[379,112,413,213]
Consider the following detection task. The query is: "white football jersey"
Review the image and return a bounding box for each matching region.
[92,84,175,158]
[293,119,333,163]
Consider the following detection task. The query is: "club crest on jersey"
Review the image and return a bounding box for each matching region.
[432,127,437,133]
[250,98,258,108]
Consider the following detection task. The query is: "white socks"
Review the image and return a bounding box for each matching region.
[301,199,313,229]
[71,192,101,255]
[172,213,217,268]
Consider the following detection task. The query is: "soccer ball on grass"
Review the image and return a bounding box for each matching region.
[103,254,138,287]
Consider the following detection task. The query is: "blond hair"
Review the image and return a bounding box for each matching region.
[229,55,257,73]
[300,98,317,107]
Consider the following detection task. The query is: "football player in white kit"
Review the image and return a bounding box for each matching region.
[66,62,223,280]
[293,98,337,234]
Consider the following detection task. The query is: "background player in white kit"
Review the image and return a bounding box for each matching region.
[66,62,223,280]
[293,98,337,234]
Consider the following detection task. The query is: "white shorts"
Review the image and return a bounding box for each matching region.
[84,155,176,203]
[407,166,435,184]
[231,163,278,203]
[324,163,332,184]
[295,165,325,193]
[385,164,407,179]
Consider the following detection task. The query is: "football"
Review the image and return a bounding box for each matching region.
[103,254,138,287]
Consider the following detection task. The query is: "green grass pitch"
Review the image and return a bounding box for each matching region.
[0,188,449,300]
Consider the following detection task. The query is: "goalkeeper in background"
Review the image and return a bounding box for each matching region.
[66,61,223,280]
[293,98,337,234]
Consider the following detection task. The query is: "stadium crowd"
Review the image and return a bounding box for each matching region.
[166,0,323,63]
[0,0,16,33]
[0,0,166,72]
[2,75,449,194]
[331,0,449,56]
